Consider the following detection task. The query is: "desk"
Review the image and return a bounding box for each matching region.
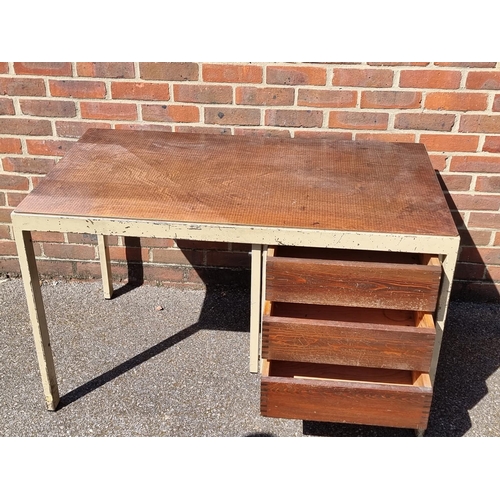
[12,129,459,429]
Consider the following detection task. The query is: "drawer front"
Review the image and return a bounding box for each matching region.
[261,361,432,430]
[266,254,442,311]
[262,313,435,372]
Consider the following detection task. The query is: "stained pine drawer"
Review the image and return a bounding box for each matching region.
[262,303,435,372]
[261,360,432,430]
[265,246,442,311]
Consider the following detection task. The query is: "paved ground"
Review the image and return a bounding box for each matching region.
[1,274,499,437]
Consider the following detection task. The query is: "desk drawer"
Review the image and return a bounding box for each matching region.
[266,247,442,311]
[261,360,432,430]
[262,304,435,372]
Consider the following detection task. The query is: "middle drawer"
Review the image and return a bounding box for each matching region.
[262,303,435,372]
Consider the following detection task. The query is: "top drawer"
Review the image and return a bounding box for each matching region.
[266,247,442,311]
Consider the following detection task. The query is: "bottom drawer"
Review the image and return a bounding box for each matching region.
[261,360,432,430]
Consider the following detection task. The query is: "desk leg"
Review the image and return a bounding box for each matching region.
[13,227,60,410]
[250,244,263,373]
[98,234,113,299]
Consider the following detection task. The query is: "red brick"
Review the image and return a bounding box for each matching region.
[485,266,500,281]
[332,68,393,88]
[298,89,357,108]
[0,137,22,154]
[0,97,15,115]
[205,250,251,268]
[152,248,204,266]
[174,84,232,104]
[455,262,485,280]
[49,79,106,99]
[32,231,65,243]
[0,117,50,136]
[419,134,479,152]
[80,101,137,121]
[176,240,229,251]
[493,95,500,112]
[236,87,294,106]
[206,107,260,126]
[67,233,118,245]
[266,65,326,86]
[395,113,455,131]
[111,82,170,101]
[202,64,262,83]
[468,212,500,229]
[0,63,9,73]
[436,173,472,191]
[425,92,487,112]
[115,123,173,132]
[0,77,45,96]
[0,258,19,276]
[31,176,45,188]
[0,208,13,223]
[55,120,112,138]
[43,243,96,260]
[435,62,497,68]
[466,71,500,90]
[0,225,10,239]
[108,245,149,262]
[36,260,74,277]
[175,126,231,135]
[293,130,352,140]
[77,62,135,78]
[6,192,26,207]
[234,128,291,138]
[0,240,17,255]
[459,246,500,265]
[140,63,198,81]
[20,99,76,117]
[0,193,5,206]
[400,70,461,89]
[355,133,415,143]
[475,176,500,192]
[0,173,29,190]
[265,109,323,128]
[142,104,199,123]
[450,156,500,173]
[429,155,447,171]
[458,229,492,246]
[367,62,429,67]
[360,91,421,109]
[14,62,72,76]
[459,115,500,134]
[3,157,56,174]
[446,193,500,211]
[495,233,500,246]
[26,139,75,156]
[328,111,388,130]
[140,237,175,248]
[142,265,185,284]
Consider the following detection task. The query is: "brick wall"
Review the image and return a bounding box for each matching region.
[1,62,500,300]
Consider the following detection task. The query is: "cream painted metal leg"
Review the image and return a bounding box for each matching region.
[97,234,113,299]
[249,244,263,373]
[13,227,60,410]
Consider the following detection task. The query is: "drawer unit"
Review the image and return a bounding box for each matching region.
[260,245,443,431]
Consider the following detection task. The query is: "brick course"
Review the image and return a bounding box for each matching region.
[0,62,499,301]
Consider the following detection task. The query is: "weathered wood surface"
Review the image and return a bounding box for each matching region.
[14,128,458,237]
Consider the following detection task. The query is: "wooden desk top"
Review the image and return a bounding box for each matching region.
[15,129,458,237]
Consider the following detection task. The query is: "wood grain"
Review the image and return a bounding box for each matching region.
[15,128,458,237]
[262,309,435,371]
[266,255,442,311]
[261,361,432,429]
